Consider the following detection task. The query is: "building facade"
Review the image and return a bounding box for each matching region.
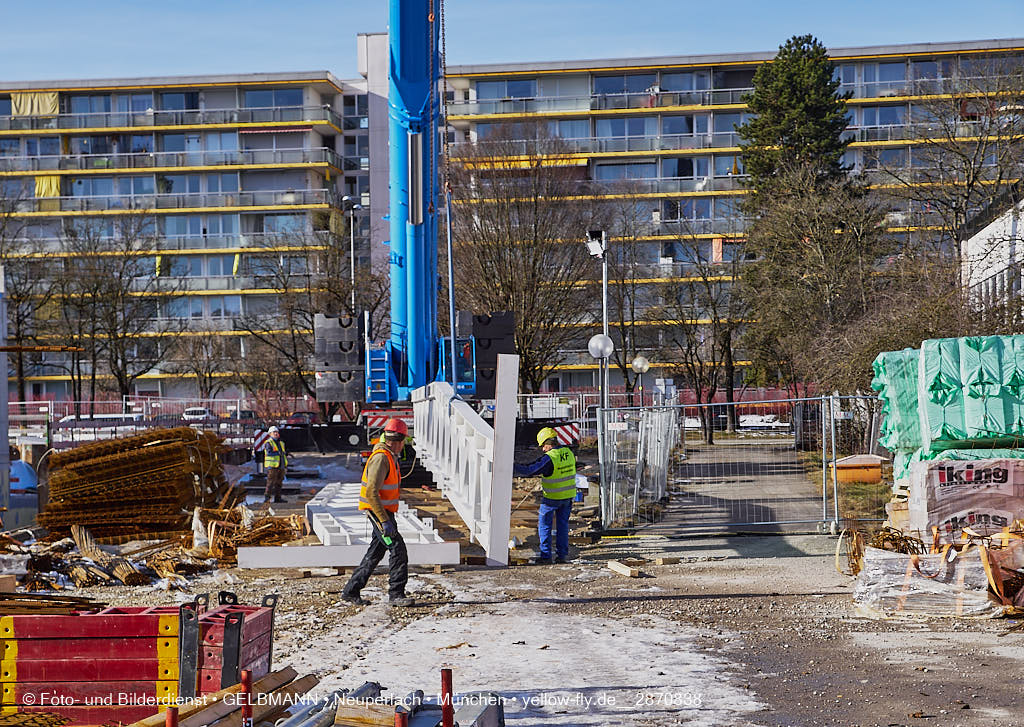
[444,38,1024,391]
[2,35,1022,400]
[0,51,393,400]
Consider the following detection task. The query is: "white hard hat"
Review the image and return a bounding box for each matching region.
[268,426,280,434]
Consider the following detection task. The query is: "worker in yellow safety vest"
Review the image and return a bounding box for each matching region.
[513,427,576,564]
[341,417,413,607]
[263,426,287,503]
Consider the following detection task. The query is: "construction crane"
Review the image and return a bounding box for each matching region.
[363,0,443,403]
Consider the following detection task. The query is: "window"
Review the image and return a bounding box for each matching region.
[207,173,238,193]
[207,214,238,235]
[662,157,708,178]
[663,198,710,220]
[117,176,155,196]
[243,88,303,107]
[476,79,536,100]
[164,298,188,319]
[864,62,906,96]
[714,155,745,176]
[70,136,112,155]
[69,95,111,115]
[161,134,185,153]
[165,215,201,236]
[342,95,368,116]
[548,119,589,138]
[190,297,204,318]
[207,254,236,276]
[169,256,203,277]
[912,60,952,80]
[712,69,756,89]
[596,117,657,138]
[206,132,238,151]
[865,147,907,169]
[836,64,857,86]
[593,74,657,95]
[25,137,60,156]
[129,134,153,153]
[157,174,200,194]
[660,71,710,92]
[0,139,18,157]
[662,114,708,135]
[70,177,114,197]
[116,93,153,113]
[593,162,657,180]
[262,214,305,234]
[0,98,10,116]
[713,113,746,134]
[863,105,906,126]
[159,92,198,111]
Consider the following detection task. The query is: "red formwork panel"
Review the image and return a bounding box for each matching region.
[199,605,274,646]
[0,657,179,682]
[200,632,271,671]
[198,655,270,695]
[2,680,178,704]
[0,636,178,662]
[5,704,161,726]
[0,606,183,640]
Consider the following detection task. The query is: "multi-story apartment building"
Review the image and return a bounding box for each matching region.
[3,35,1021,400]
[0,34,393,400]
[444,38,1024,391]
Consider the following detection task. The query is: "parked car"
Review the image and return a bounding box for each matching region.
[285,411,322,426]
[181,407,214,422]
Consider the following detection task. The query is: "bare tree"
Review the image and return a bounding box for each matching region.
[871,57,1024,263]
[96,215,184,398]
[450,122,600,392]
[0,184,57,405]
[653,223,743,443]
[168,328,232,400]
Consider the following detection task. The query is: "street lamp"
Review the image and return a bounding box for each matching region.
[341,195,363,311]
[586,230,610,409]
[631,355,650,407]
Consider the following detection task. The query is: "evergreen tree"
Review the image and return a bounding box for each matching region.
[739,34,850,198]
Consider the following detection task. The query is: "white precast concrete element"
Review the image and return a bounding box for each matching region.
[412,353,519,566]
[962,199,1024,307]
[238,480,461,568]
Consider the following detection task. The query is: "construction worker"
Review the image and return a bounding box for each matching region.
[341,417,414,607]
[263,426,287,503]
[513,427,576,564]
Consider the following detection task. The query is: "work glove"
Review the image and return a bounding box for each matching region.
[381,519,398,539]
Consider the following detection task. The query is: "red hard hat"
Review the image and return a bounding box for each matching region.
[383,417,408,437]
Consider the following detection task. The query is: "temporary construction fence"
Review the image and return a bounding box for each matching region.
[598,395,889,532]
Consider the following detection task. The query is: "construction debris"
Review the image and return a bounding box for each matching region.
[38,428,237,540]
[201,505,306,566]
[608,559,642,577]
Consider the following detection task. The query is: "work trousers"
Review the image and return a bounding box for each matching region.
[343,515,409,599]
[538,497,573,560]
[264,466,284,500]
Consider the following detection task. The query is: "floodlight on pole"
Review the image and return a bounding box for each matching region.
[342,196,363,311]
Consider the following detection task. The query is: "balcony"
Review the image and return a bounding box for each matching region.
[0,147,343,173]
[448,88,752,117]
[454,132,743,159]
[16,188,335,214]
[18,231,335,255]
[0,105,343,132]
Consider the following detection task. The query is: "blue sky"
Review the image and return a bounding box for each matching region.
[1,0,1022,81]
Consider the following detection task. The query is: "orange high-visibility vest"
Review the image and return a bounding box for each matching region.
[359,443,401,512]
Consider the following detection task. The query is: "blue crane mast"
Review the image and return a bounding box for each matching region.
[365,0,442,403]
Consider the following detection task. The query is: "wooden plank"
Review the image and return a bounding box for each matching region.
[213,674,319,727]
[129,667,297,727]
[607,560,640,578]
[334,698,395,726]
[655,557,681,565]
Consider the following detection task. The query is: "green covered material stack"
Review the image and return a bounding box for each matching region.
[872,336,1024,486]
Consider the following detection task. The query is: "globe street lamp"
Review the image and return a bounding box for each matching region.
[588,333,614,413]
[631,354,650,407]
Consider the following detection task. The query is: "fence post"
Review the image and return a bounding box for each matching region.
[820,395,828,526]
[830,394,841,531]
[597,405,608,528]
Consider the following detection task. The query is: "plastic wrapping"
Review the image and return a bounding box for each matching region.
[907,459,1024,541]
[918,336,1024,450]
[871,348,922,451]
[852,546,1006,618]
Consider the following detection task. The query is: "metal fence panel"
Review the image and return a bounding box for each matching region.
[598,395,892,533]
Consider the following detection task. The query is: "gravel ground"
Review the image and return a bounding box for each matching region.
[69,533,1024,726]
